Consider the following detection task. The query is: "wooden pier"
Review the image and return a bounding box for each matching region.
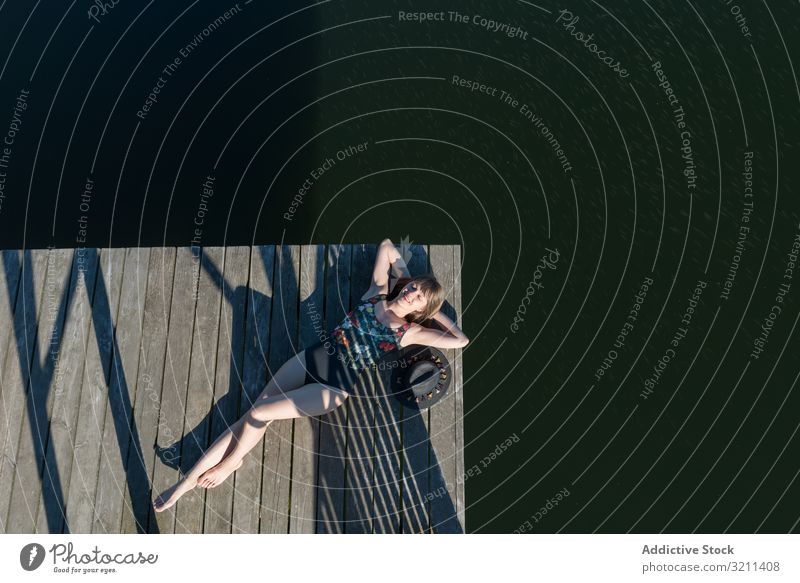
[0,244,464,533]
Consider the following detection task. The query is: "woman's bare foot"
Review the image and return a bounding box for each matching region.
[197,459,243,489]
[153,476,197,512]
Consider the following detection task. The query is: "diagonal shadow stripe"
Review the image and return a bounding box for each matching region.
[3,249,71,533]
[37,250,100,533]
[2,248,158,533]
[89,249,158,534]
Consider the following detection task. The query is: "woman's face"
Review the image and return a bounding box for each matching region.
[398,282,427,311]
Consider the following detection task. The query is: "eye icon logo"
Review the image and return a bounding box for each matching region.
[20,543,46,571]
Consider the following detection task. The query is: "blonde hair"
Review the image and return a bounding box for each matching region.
[389,274,445,324]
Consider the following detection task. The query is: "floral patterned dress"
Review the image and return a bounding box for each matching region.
[331,294,412,370]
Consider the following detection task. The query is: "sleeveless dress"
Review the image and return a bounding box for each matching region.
[303,293,412,394]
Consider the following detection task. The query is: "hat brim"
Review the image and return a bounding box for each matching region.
[379,345,452,410]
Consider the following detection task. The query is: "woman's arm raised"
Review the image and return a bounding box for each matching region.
[401,322,469,349]
[361,238,405,301]
[389,243,411,280]
[431,310,468,343]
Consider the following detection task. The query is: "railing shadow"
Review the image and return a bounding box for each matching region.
[92,248,158,534]
[1,248,157,534]
[1,249,70,533]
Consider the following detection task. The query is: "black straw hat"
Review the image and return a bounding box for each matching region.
[390,345,452,410]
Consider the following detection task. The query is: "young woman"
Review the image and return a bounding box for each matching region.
[153,238,469,512]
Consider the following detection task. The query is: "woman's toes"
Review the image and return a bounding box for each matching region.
[198,471,210,487]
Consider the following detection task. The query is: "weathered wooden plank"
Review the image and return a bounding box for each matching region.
[174,246,224,533]
[6,248,74,533]
[400,245,433,533]
[427,245,461,533]
[258,244,299,533]
[289,244,324,533]
[119,247,176,533]
[151,247,200,533]
[0,250,49,533]
[452,244,465,531]
[343,243,377,533]
[231,245,274,533]
[92,247,150,533]
[0,250,23,534]
[203,246,251,533]
[0,250,23,381]
[314,244,350,533]
[63,248,125,533]
[36,249,100,533]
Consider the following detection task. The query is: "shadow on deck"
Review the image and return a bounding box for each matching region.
[0,244,464,533]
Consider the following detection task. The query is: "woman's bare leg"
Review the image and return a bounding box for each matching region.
[196,383,348,488]
[154,349,313,511]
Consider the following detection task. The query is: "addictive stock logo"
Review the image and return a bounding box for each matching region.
[20,543,46,571]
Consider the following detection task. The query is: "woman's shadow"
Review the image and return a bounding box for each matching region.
[154,249,257,477]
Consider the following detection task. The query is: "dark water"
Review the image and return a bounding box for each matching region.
[1,0,798,533]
